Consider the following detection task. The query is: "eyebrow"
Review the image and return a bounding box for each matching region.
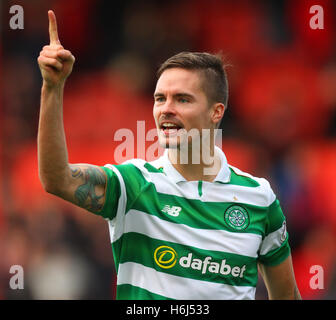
[153,92,196,100]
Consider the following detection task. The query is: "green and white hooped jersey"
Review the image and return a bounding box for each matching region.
[98,147,290,300]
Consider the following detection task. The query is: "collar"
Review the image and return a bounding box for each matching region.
[159,146,231,184]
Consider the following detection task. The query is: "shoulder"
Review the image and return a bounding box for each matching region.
[228,165,276,207]
[104,157,164,182]
[123,157,164,174]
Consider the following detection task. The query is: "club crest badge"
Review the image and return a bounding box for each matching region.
[224,205,250,231]
[280,221,287,242]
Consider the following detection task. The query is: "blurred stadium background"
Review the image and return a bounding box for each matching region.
[1,0,336,299]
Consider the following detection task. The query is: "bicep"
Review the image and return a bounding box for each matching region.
[56,163,107,213]
[258,254,301,300]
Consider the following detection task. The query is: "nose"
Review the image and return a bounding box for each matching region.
[160,98,177,116]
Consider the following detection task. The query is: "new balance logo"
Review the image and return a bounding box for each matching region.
[162,205,181,217]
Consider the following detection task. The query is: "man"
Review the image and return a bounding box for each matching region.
[37,10,301,300]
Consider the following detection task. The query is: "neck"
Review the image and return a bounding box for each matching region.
[167,139,221,182]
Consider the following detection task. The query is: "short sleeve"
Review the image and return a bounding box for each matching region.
[114,162,150,213]
[258,199,291,266]
[97,165,121,220]
[99,162,148,220]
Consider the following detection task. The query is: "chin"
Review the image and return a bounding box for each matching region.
[158,137,179,149]
[158,130,194,150]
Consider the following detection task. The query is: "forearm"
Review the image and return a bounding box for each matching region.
[38,82,70,192]
[258,257,302,300]
[267,285,301,300]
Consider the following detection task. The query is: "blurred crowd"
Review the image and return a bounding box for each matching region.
[1,0,336,299]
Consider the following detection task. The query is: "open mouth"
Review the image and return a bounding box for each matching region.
[160,122,184,136]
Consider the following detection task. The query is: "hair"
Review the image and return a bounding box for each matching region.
[157,52,229,110]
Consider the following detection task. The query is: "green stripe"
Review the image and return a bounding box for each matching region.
[266,199,286,235]
[118,232,258,287]
[115,163,149,213]
[117,284,173,300]
[144,162,163,173]
[198,180,203,197]
[113,163,271,236]
[131,184,267,236]
[222,168,260,187]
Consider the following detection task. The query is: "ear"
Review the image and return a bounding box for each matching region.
[211,103,225,127]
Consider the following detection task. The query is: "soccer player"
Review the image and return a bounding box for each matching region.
[37,10,301,300]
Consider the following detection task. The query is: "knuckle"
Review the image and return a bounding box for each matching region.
[37,56,44,63]
[50,44,62,51]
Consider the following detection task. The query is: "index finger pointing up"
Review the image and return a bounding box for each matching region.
[48,10,61,45]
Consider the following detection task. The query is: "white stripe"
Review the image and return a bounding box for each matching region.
[104,165,127,242]
[117,262,256,300]
[229,166,276,205]
[139,170,273,207]
[259,226,286,256]
[106,217,116,243]
[124,209,261,258]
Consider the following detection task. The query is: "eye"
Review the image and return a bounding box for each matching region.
[155,96,165,103]
[179,98,189,103]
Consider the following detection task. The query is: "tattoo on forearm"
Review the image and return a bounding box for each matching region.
[71,166,106,212]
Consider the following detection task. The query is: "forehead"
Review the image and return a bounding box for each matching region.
[155,68,204,94]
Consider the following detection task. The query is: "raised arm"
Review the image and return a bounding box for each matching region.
[37,10,107,213]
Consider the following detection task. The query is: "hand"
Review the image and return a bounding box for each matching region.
[38,10,75,87]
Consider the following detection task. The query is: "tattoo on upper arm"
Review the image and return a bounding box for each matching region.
[70,166,106,212]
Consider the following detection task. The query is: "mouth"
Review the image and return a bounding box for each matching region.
[159,122,184,136]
